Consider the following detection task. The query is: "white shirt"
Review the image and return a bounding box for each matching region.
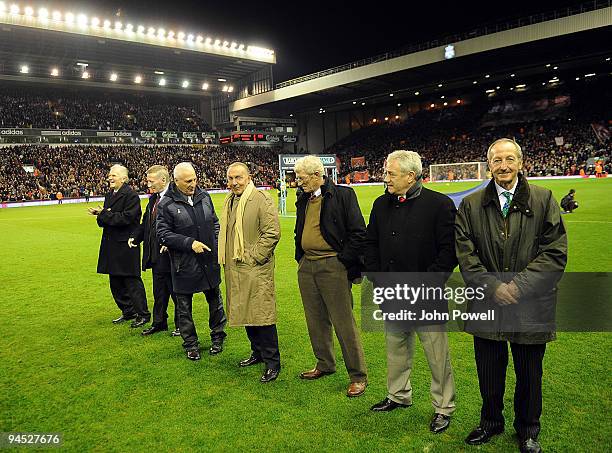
[311,187,322,198]
[158,185,169,199]
[187,196,193,206]
[494,179,518,213]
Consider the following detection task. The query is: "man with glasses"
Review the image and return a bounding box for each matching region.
[293,155,368,397]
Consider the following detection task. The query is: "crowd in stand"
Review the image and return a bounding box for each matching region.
[0,88,210,132]
[0,145,281,202]
[328,107,611,181]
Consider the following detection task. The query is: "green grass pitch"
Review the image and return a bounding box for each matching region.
[1,178,610,452]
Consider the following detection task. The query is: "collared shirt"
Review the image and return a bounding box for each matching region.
[310,187,322,199]
[494,178,518,213]
[187,196,193,206]
[158,185,169,199]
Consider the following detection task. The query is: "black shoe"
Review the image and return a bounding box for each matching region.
[519,438,542,453]
[130,317,150,328]
[239,355,263,367]
[465,426,504,445]
[370,397,411,412]
[112,314,136,324]
[260,368,280,383]
[430,413,451,434]
[141,326,168,336]
[209,342,223,355]
[171,329,181,337]
[186,350,201,361]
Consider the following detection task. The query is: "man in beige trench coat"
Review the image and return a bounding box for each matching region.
[219,162,281,383]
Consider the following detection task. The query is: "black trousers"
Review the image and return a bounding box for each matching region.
[175,286,227,351]
[151,270,178,329]
[245,325,281,371]
[474,336,546,440]
[109,275,150,318]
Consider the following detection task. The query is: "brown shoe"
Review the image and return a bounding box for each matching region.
[347,381,367,397]
[299,368,334,380]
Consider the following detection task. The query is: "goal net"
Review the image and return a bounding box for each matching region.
[429,162,488,182]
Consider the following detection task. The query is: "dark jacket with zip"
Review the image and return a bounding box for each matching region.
[156,182,221,294]
[294,177,366,280]
[455,174,568,344]
[96,183,142,276]
[132,191,171,273]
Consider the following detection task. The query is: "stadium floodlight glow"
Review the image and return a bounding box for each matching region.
[148,27,156,35]
[395,115,399,119]
[187,34,194,42]
[361,102,365,106]
[584,73,596,77]
[384,117,389,121]
[158,28,166,38]
[473,80,478,84]
[414,91,419,95]
[50,67,59,77]
[485,74,490,78]
[548,78,558,83]
[167,30,174,39]
[217,78,226,82]
[177,31,185,40]
[510,73,515,77]
[182,80,189,88]
[65,12,74,24]
[456,99,461,104]
[485,89,495,93]
[91,17,99,27]
[231,42,237,49]
[134,75,142,84]
[214,39,221,47]
[196,35,203,44]
[9,4,19,15]
[372,118,377,122]
[82,71,89,79]
[430,103,435,108]
[20,65,29,74]
[77,14,88,27]
[606,57,610,61]
[154,70,164,75]
[110,73,118,82]
[352,101,357,105]
[158,78,166,86]
[201,82,209,90]
[51,11,61,21]
[137,25,145,34]
[575,77,580,80]
[24,6,33,16]
[103,19,111,29]
[289,114,294,117]
[238,43,245,51]
[223,41,229,48]
[0,2,5,13]
[515,84,526,88]
[125,23,134,32]
[553,66,558,70]
[38,8,48,19]
[443,102,448,106]
[228,86,234,92]
[437,83,443,87]
[397,103,401,107]
[205,37,212,45]
[389,93,394,97]
[440,95,445,99]
[545,63,551,67]
[115,21,123,30]
[222,85,228,92]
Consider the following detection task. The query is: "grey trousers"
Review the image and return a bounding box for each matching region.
[297,256,368,383]
[385,328,456,415]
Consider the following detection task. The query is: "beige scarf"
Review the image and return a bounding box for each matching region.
[218,181,255,264]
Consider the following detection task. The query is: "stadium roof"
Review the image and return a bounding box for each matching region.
[0,2,274,95]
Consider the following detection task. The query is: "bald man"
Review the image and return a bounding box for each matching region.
[89,164,150,327]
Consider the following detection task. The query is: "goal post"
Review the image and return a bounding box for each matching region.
[428,161,488,182]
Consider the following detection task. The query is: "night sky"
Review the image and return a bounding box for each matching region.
[49,0,585,81]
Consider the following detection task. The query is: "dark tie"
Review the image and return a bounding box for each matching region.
[151,197,160,218]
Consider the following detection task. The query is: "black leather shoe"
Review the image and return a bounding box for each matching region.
[430,413,451,434]
[370,397,411,412]
[186,350,201,361]
[465,426,504,445]
[171,329,181,337]
[130,317,150,328]
[209,342,223,355]
[260,368,280,383]
[239,355,263,367]
[141,326,168,336]
[519,438,542,453]
[112,314,136,324]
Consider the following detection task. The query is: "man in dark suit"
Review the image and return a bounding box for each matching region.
[89,164,150,327]
[129,165,180,337]
[456,138,567,453]
[156,162,227,360]
[365,150,457,434]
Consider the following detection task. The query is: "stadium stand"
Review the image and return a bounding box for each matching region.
[0,87,211,131]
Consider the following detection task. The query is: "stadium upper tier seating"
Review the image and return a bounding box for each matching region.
[0,87,211,132]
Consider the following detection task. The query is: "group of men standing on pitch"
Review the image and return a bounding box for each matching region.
[89,137,567,453]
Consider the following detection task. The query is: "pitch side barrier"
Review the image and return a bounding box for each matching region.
[0,186,273,209]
